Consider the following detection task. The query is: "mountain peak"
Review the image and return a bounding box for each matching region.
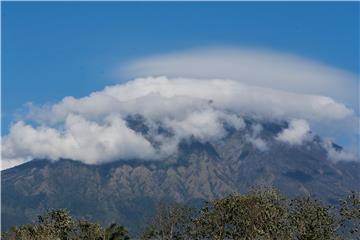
[2,118,359,234]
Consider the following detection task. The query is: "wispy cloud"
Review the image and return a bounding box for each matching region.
[121,48,358,112]
[276,119,311,145]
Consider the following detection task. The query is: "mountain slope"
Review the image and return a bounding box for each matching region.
[2,119,359,234]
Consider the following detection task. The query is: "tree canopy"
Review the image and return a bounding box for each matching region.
[2,189,359,240]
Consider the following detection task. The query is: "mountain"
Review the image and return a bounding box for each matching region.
[2,117,359,235]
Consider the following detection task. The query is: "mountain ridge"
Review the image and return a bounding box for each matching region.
[2,118,359,235]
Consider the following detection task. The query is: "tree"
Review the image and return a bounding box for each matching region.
[104,223,130,240]
[141,202,193,240]
[289,197,335,240]
[71,220,103,240]
[3,189,359,240]
[41,209,75,239]
[193,189,291,240]
[2,209,74,240]
[2,209,130,240]
[338,191,360,239]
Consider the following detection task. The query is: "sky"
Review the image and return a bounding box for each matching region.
[1,2,359,168]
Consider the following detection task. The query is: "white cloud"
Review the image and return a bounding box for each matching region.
[2,115,157,166]
[2,48,360,169]
[245,124,268,151]
[247,137,268,151]
[2,76,358,169]
[27,77,355,125]
[1,157,30,170]
[322,139,357,162]
[121,48,359,112]
[276,119,311,145]
[165,110,224,141]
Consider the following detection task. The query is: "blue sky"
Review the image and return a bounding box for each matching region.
[2,2,359,135]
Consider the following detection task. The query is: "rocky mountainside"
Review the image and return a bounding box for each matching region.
[2,118,359,235]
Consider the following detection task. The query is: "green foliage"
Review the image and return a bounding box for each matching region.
[289,197,335,240]
[141,202,193,240]
[2,209,130,240]
[141,189,360,240]
[71,220,103,240]
[3,189,359,240]
[193,189,291,240]
[338,191,360,239]
[104,223,130,240]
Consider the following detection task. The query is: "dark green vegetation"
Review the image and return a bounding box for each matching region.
[2,209,130,240]
[2,119,360,234]
[2,189,359,240]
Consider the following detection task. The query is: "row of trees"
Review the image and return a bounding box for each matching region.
[2,210,130,240]
[143,189,360,240]
[2,189,359,240]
